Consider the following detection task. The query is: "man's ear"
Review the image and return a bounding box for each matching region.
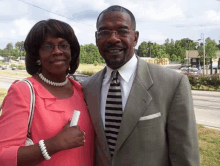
[134,31,139,46]
[95,31,98,46]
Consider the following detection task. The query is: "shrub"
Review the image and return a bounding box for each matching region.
[81,71,95,76]
[10,64,17,68]
[210,74,220,90]
[17,65,26,70]
[93,61,98,66]
[186,73,197,87]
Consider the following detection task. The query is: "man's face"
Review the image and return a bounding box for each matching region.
[96,12,139,69]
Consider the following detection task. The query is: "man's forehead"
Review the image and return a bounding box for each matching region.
[97,11,132,28]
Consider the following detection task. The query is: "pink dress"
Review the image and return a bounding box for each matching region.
[0,77,94,166]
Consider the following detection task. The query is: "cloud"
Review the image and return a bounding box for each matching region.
[205,10,220,22]
[72,10,100,20]
[14,18,35,36]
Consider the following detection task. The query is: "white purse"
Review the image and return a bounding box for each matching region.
[21,79,36,146]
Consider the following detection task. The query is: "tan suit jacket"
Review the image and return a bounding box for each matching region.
[82,57,200,166]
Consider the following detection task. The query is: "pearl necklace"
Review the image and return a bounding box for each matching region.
[38,73,68,87]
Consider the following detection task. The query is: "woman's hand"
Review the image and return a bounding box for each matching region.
[50,121,86,151]
[17,121,86,166]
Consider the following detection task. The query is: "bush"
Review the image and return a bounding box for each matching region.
[210,74,220,90]
[186,73,197,87]
[10,64,17,68]
[187,74,220,91]
[17,65,26,70]
[93,61,98,66]
[81,71,95,76]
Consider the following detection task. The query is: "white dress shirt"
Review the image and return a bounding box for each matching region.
[100,55,138,127]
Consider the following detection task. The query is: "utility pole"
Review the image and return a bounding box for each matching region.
[201,33,206,75]
[187,40,193,74]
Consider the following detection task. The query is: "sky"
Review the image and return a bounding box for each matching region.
[0,0,220,49]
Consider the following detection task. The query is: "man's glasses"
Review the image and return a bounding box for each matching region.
[41,43,70,52]
[97,29,134,38]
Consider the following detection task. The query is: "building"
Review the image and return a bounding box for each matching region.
[185,50,220,69]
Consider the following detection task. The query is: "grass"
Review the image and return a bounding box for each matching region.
[0,86,219,165]
[0,87,8,116]
[0,70,30,78]
[191,85,220,92]
[198,125,220,166]
[0,62,9,65]
[77,63,104,73]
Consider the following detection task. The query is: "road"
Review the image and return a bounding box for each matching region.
[192,90,220,128]
[0,74,220,129]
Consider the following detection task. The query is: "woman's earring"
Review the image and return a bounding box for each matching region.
[36,60,41,65]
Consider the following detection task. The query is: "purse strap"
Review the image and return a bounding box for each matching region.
[21,79,35,138]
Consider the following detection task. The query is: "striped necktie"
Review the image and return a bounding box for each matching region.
[105,70,123,157]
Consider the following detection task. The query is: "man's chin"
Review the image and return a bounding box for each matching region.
[105,59,125,70]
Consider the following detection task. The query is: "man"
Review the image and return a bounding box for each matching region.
[82,5,200,166]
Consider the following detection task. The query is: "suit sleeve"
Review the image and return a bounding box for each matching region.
[0,82,30,166]
[167,75,200,166]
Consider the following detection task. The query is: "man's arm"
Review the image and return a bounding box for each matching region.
[167,75,200,166]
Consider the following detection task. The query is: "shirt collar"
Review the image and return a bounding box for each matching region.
[106,54,137,83]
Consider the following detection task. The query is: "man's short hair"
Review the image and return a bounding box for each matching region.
[96,5,136,30]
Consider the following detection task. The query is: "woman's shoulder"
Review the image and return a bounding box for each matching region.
[69,77,82,90]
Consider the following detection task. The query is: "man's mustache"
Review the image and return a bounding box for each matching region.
[104,44,125,50]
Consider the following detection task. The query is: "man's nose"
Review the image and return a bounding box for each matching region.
[107,31,121,43]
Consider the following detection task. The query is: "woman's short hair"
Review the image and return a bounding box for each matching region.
[24,19,80,75]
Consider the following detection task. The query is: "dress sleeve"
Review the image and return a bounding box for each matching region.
[0,82,30,166]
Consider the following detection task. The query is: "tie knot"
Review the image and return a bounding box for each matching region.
[112,70,118,79]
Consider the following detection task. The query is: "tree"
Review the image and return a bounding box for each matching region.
[5,42,13,51]
[164,38,169,46]
[15,41,24,52]
[139,41,148,57]
[170,54,177,61]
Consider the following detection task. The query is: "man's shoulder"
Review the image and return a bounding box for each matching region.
[138,58,184,83]
[81,69,105,87]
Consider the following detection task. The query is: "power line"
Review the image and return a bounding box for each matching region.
[17,0,94,27]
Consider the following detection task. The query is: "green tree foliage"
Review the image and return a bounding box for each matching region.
[5,42,13,51]
[198,38,218,64]
[151,43,168,59]
[140,41,148,57]
[79,44,104,64]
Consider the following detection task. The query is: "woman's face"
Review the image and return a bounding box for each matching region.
[38,34,71,76]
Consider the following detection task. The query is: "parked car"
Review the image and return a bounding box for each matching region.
[12,67,17,70]
[180,67,198,73]
[69,74,89,82]
[2,66,7,70]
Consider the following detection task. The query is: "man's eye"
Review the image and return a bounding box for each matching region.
[99,30,110,36]
[118,29,129,35]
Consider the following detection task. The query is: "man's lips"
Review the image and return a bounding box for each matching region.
[105,47,125,53]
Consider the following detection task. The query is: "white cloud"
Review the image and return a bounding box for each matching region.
[14,18,35,36]
[205,10,220,22]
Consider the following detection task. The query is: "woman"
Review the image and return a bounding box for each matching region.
[0,19,94,166]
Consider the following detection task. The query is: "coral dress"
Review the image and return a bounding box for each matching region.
[0,77,94,166]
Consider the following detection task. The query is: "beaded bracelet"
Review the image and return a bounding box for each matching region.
[39,140,51,160]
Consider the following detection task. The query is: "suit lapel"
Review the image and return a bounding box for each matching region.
[85,68,112,161]
[114,58,153,154]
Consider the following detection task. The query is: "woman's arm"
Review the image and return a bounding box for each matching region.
[17,122,85,166]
